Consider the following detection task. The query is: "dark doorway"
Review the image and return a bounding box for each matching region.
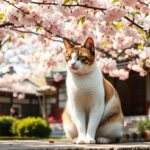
[105,71,146,116]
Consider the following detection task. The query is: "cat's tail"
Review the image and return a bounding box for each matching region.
[120,130,150,142]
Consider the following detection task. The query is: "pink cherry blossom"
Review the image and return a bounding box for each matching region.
[104,7,126,22]
[98,58,117,73]
[53,73,63,82]
[109,69,129,80]
[136,3,150,14]
[0,0,3,4]
[131,64,146,76]
[0,0,149,81]
[125,48,138,56]
[120,0,137,7]
[0,29,6,40]
[0,52,5,63]
[18,4,30,13]
[18,93,25,100]
[99,25,117,36]
[118,69,129,80]
[7,10,20,25]
[0,79,8,88]
[143,15,150,30]
[138,47,150,59]
[13,90,18,97]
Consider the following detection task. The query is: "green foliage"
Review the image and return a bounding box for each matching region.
[64,0,71,4]
[113,22,123,29]
[64,0,78,4]
[11,117,51,138]
[138,119,150,132]
[77,16,85,24]
[0,13,5,21]
[112,0,120,3]
[0,116,17,136]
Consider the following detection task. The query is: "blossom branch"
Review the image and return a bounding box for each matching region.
[137,0,149,6]
[124,16,146,32]
[116,43,139,59]
[0,22,14,28]
[11,28,62,43]
[4,0,30,14]
[31,1,106,12]
[31,1,147,32]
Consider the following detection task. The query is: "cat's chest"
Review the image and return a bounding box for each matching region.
[67,71,103,98]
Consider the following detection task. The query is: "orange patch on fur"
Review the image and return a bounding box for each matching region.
[103,79,114,103]
[78,47,95,64]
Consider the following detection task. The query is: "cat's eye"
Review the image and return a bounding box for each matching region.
[78,56,88,64]
[65,55,71,61]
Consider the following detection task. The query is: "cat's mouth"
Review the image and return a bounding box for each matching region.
[70,65,78,70]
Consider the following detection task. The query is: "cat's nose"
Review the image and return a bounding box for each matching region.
[71,63,76,67]
[70,63,77,70]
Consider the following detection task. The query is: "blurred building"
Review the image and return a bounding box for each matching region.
[106,71,150,116]
[0,66,149,118]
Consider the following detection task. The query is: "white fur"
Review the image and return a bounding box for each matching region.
[66,53,105,144]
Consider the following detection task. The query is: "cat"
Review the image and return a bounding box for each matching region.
[62,37,124,144]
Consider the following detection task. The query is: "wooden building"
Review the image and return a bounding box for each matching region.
[0,69,149,119]
[0,77,56,118]
[106,72,150,116]
[46,71,150,117]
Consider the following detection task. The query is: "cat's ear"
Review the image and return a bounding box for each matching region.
[63,38,73,49]
[84,37,95,56]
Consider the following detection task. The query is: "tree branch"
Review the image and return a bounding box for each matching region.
[124,16,146,32]
[4,0,30,14]
[137,0,149,6]
[31,1,106,12]
[10,28,63,43]
[116,43,139,59]
[0,22,14,28]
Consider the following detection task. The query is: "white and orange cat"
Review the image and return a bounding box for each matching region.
[62,37,124,144]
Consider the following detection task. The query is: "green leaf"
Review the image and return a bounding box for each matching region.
[137,29,146,39]
[8,36,12,42]
[0,13,5,22]
[36,26,42,32]
[20,34,24,38]
[115,22,123,29]
[64,0,71,4]
[77,16,85,24]
[147,33,150,39]
[102,41,108,48]
[137,44,144,50]
[112,0,120,3]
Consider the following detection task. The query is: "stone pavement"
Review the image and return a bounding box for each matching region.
[0,140,150,150]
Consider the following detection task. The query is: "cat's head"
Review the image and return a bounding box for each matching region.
[63,37,95,74]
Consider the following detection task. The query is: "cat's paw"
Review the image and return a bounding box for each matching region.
[85,136,96,144]
[73,137,85,144]
[96,137,112,144]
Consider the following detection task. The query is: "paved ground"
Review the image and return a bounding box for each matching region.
[0,140,150,150]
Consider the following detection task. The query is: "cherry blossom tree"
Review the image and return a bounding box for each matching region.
[0,0,150,90]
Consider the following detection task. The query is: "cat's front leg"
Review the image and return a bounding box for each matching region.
[70,106,86,144]
[85,101,104,144]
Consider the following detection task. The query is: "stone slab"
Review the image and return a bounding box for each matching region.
[0,140,150,150]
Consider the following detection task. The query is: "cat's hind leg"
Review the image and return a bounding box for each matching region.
[62,106,78,140]
[96,121,123,144]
